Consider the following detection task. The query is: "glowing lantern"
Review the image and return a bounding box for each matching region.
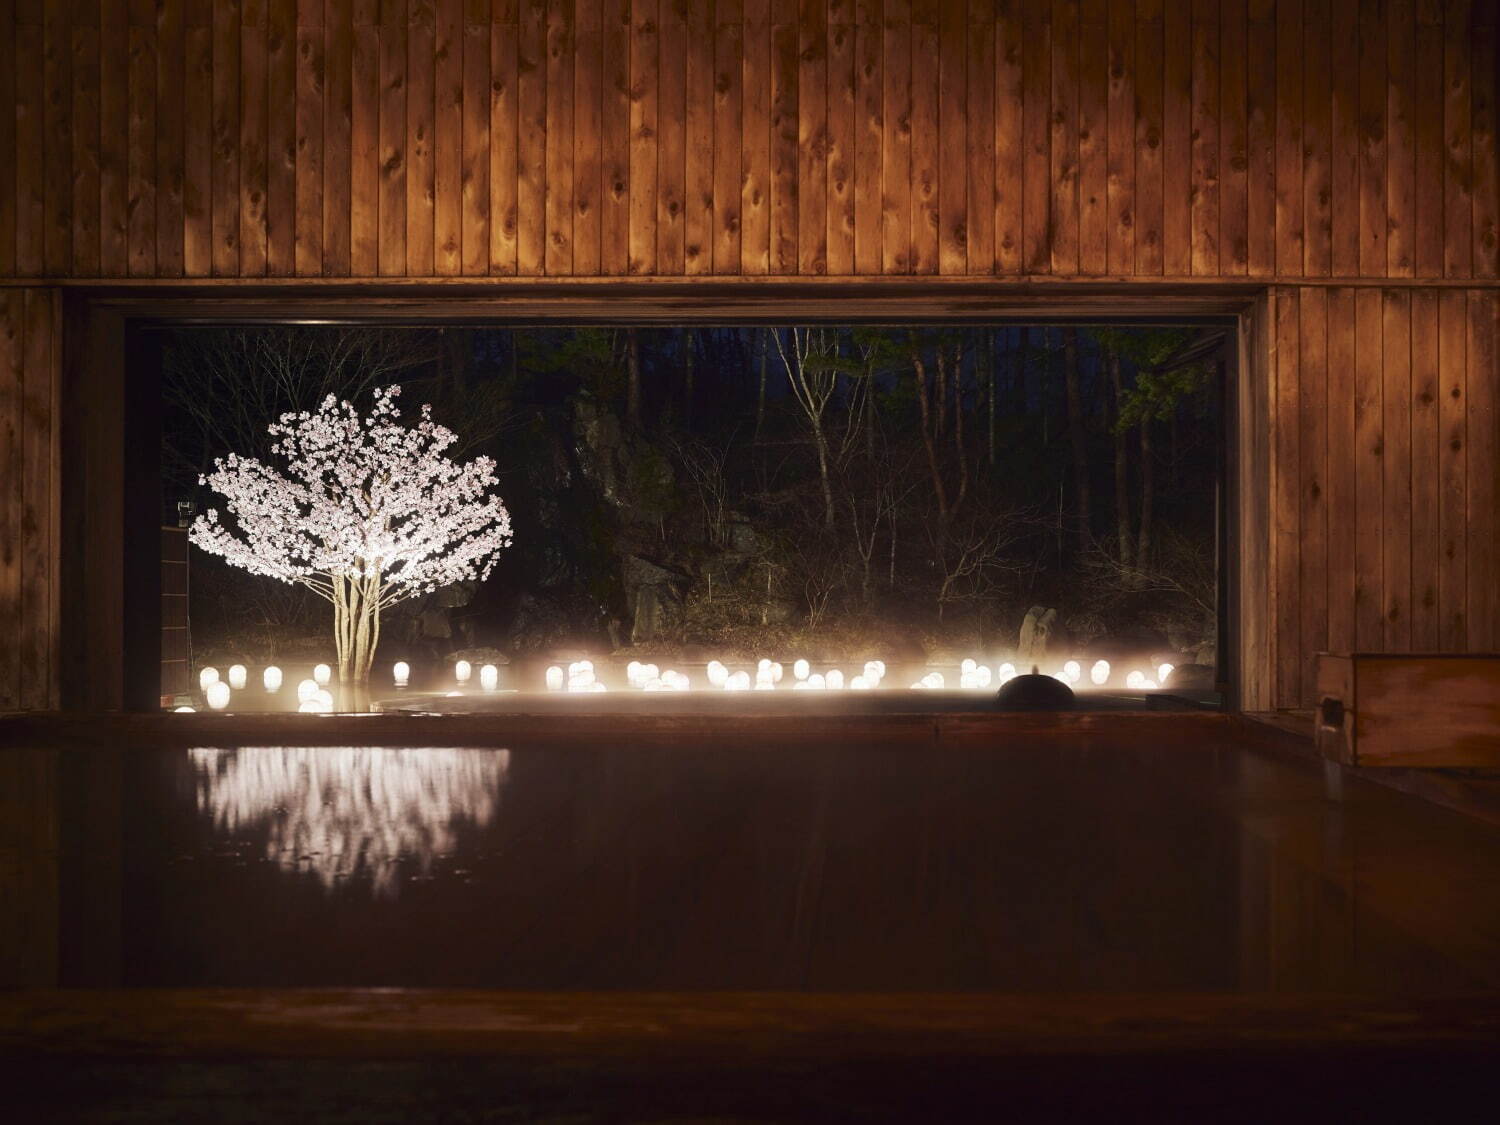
[1062,660,1082,684]
[1157,663,1175,685]
[313,663,332,686]
[976,666,992,688]
[803,673,823,690]
[961,658,977,675]
[174,705,196,713]
[199,666,220,690]
[545,665,564,691]
[393,661,410,688]
[758,658,772,675]
[922,672,945,689]
[296,678,320,703]
[228,664,248,690]
[627,660,643,685]
[770,662,784,683]
[298,700,326,714]
[643,663,660,683]
[206,681,231,710]
[826,669,845,690]
[480,664,498,691]
[314,689,335,711]
[262,665,283,692]
[850,675,870,690]
[997,662,1016,680]
[754,679,775,691]
[794,659,810,681]
[707,660,729,687]
[1090,660,1111,686]
[725,670,751,691]
[1125,670,1147,689]
[454,660,472,685]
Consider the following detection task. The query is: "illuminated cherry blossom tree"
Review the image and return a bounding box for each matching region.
[191,385,513,684]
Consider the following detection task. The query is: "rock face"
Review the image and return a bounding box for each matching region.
[1017,607,1058,663]
[620,555,691,644]
[994,673,1077,711]
[1166,662,1216,691]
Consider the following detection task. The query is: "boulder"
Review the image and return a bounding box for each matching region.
[995,672,1076,711]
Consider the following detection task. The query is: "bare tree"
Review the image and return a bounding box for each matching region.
[1062,327,1091,553]
[772,327,842,528]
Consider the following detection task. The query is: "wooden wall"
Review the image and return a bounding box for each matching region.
[0,0,1496,710]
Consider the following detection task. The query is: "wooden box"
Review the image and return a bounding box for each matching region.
[1315,654,1500,768]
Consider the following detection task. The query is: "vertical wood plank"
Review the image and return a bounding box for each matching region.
[212,2,241,276]
[1467,291,1496,647]
[20,288,54,709]
[1471,13,1497,277]
[297,18,327,274]
[794,0,827,274]
[1105,0,1134,276]
[1386,0,1414,276]
[1217,0,1246,275]
[1413,2,1443,277]
[683,0,714,275]
[15,19,45,275]
[1245,0,1273,275]
[1077,0,1107,275]
[324,0,355,275]
[1161,0,1188,273]
[1437,287,1467,646]
[1132,0,1161,274]
[268,0,297,274]
[183,15,212,275]
[43,1,72,274]
[908,3,937,272]
[876,0,909,274]
[405,6,434,274]
[1381,288,1412,649]
[628,0,658,274]
[544,0,574,274]
[1357,0,1387,277]
[1020,0,1049,272]
[1329,0,1358,274]
[572,0,600,275]
[994,0,1023,273]
[1273,286,1300,705]
[378,8,407,275]
[770,13,799,274]
[491,5,519,273]
[71,18,101,275]
[1301,0,1330,275]
[0,2,14,276]
[240,2,270,275]
[99,5,129,276]
[1274,0,1302,276]
[516,2,545,275]
[1442,0,1471,278]
[1189,0,1218,275]
[827,12,856,274]
[431,0,461,274]
[714,1,744,274]
[937,0,967,274]
[126,21,159,275]
[655,0,685,273]
[741,0,770,274]
[352,15,379,272]
[1409,288,1441,648]
[1325,286,1356,654]
[1297,287,1328,701]
[1354,288,1385,648]
[1049,0,1079,274]
[0,291,21,708]
[594,0,625,274]
[963,0,992,274]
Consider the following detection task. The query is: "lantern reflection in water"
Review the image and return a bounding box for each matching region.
[188,747,510,897]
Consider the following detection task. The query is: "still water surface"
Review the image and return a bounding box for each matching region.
[23,741,1500,991]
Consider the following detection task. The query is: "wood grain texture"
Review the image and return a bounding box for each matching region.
[1296,287,1327,700]
[1437,287,1466,647]
[1409,287,1441,649]
[268,0,297,274]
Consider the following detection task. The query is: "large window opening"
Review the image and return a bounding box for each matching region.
[152,320,1231,711]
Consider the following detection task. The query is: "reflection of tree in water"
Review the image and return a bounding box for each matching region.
[189,748,509,897]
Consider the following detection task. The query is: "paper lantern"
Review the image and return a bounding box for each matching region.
[262,665,283,692]
[393,661,410,688]
[454,660,472,685]
[480,664,499,691]
[199,666,220,690]
[228,664,247,690]
[206,681,231,710]
[313,663,332,686]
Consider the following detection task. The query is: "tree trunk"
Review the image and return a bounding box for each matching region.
[1137,419,1154,570]
[755,329,768,441]
[681,327,694,428]
[1062,327,1090,553]
[1108,347,1133,567]
[985,331,996,468]
[625,327,642,429]
[907,336,950,557]
[813,427,836,528]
